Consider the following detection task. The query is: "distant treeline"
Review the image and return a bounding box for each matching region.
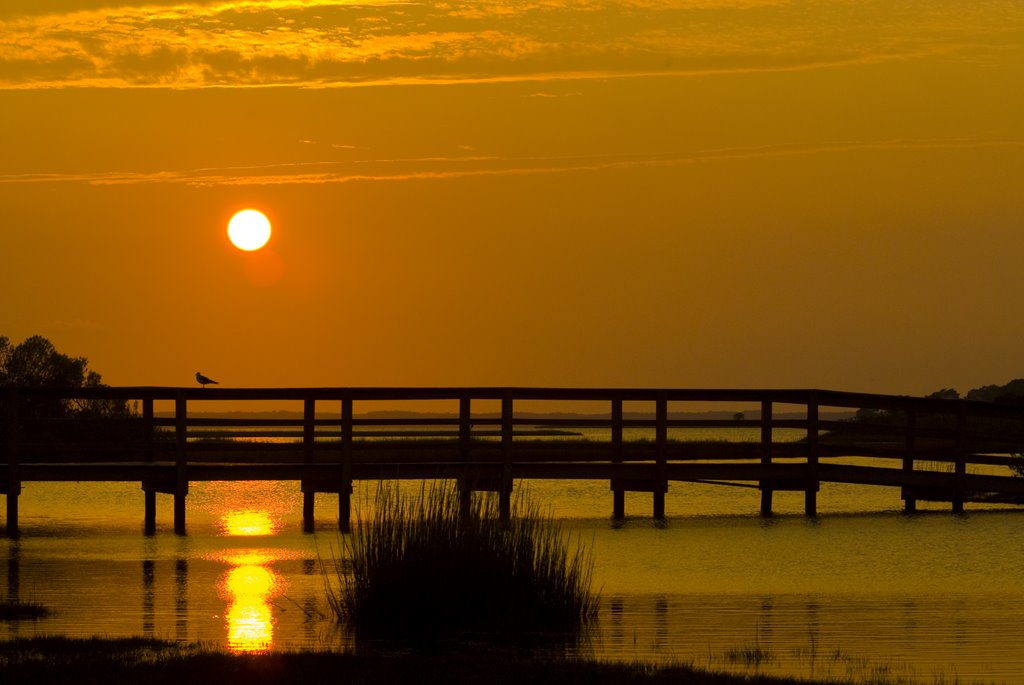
[855,379,1024,424]
[935,379,1024,404]
[1,335,135,443]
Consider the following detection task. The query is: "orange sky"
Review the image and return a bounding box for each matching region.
[1,1,1023,396]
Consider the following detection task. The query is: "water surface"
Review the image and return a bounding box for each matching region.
[3,478,1024,683]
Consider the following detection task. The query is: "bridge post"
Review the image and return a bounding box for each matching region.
[953,403,966,514]
[4,494,15,540]
[339,392,353,532]
[653,392,667,520]
[759,400,773,516]
[303,398,316,533]
[611,398,624,520]
[902,409,917,513]
[458,396,472,515]
[500,391,513,522]
[805,392,819,517]
[142,397,157,534]
[144,492,156,534]
[174,391,187,536]
[4,389,20,538]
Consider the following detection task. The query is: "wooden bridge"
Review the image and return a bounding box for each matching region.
[3,387,1024,536]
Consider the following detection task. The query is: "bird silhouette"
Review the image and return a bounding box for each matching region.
[195,372,218,388]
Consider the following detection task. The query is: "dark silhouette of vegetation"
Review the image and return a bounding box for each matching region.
[326,483,597,647]
[0,334,136,445]
[964,379,1024,404]
[0,636,841,685]
[851,381,1024,424]
[836,381,1024,484]
[0,595,50,621]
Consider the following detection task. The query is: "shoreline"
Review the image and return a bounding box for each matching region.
[0,637,837,685]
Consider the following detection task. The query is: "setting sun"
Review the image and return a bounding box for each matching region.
[227,209,271,251]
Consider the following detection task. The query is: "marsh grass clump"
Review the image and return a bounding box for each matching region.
[1010,452,1024,477]
[0,595,50,621]
[724,644,775,668]
[326,483,597,643]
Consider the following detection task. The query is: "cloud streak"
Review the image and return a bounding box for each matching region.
[2,138,1020,187]
[0,0,1019,89]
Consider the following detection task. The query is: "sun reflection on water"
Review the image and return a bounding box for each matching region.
[219,510,278,536]
[224,564,277,653]
[216,550,284,654]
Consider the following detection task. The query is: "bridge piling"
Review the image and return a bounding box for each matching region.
[174,392,187,535]
[953,405,966,514]
[303,398,316,533]
[804,488,817,517]
[759,399,773,516]
[4,389,19,538]
[144,490,156,534]
[500,392,513,522]
[142,398,156,534]
[902,409,918,513]
[805,392,819,517]
[339,392,354,532]
[655,393,668,520]
[611,399,624,519]
[5,490,16,539]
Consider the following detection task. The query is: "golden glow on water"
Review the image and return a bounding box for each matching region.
[220,550,276,567]
[219,510,277,536]
[218,552,284,654]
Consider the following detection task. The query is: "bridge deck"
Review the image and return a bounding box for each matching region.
[4,386,1024,535]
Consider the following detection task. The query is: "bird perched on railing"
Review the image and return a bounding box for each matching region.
[195,372,218,388]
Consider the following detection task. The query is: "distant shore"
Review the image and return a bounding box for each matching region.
[0,637,819,685]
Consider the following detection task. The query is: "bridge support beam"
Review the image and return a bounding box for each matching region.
[338,489,351,533]
[173,491,186,536]
[611,479,667,522]
[612,490,625,520]
[300,482,353,533]
[144,490,156,535]
[610,397,624,521]
[5,491,18,539]
[499,485,511,523]
[952,456,966,514]
[652,491,665,520]
[759,399,773,517]
[903,409,917,514]
[303,492,315,533]
[805,393,819,518]
[174,392,187,536]
[457,478,472,516]
[5,389,20,538]
[804,488,817,517]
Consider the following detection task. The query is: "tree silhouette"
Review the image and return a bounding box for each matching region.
[1,335,134,443]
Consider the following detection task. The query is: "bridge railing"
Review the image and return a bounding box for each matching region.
[3,386,1024,533]
[4,385,1024,460]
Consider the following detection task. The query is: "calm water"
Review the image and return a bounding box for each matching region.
[3,433,1024,683]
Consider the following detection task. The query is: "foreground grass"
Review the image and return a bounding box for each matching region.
[0,637,834,685]
[329,483,596,643]
[0,597,50,621]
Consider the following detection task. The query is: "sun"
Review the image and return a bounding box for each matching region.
[228,209,272,251]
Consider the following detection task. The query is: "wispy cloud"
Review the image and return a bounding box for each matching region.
[3,138,1020,187]
[0,0,1018,89]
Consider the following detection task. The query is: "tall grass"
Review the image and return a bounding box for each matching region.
[325,482,598,643]
[0,594,50,621]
